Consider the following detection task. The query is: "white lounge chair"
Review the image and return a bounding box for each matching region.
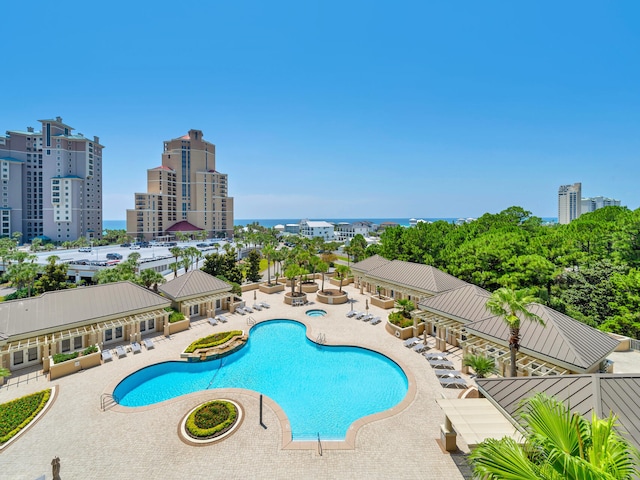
[362,314,373,322]
[101,349,113,362]
[244,305,254,313]
[216,315,228,323]
[116,345,127,358]
[131,342,141,354]
[208,317,218,326]
[236,307,246,315]
[345,310,357,318]
[355,311,366,320]
[260,301,270,309]
[429,359,455,369]
[143,338,154,349]
[434,370,462,379]
[424,353,448,361]
[253,303,262,311]
[370,316,381,325]
[439,377,468,389]
[403,337,420,348]
[412,343,428,353]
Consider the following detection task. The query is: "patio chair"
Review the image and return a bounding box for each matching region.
[355,311,366,320]
[345,310,357,318]
[235,307,246,315]
[434,370,462,379]
[244,305,254,313]
[208,317,218,326]
[143,338,154,349]
[362,314,373,322]
[424,353,448,361]
[131,342,141,354]
[253,303,262,311]
[428,359,455,369]
[370,316,382,325]
[101,349,113,362]
[403,337,420,348]
[412,343,428,353]
[116,345,127,358]
[439,377,468,389]
[216,315,228,323]
[260,301,270,309]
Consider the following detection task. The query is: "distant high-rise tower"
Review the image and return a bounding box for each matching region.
[0,117,103,242]
[581,196,621,214]
[126,130,234,241]
[558,182,582,224]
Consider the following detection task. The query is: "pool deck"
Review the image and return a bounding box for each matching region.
[0,284,471,479]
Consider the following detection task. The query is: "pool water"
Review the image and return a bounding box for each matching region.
[305,309,327,317]
[114,320,408,441]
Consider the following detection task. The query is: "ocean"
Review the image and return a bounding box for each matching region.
[103,216,558,231]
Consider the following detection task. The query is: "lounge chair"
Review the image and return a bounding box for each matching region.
[412,343,428,353]
[116,345,127,358]
[216,315,228,323]
[235,307,246,315]
[131,342,141,354]
[370,316,382,325]
[434,370,462,379]
[355,311,366,320]
[403,337,420,348]
[253,303,262,311]
[428,359,455,369]
[424,353,448,361]
[101,349,113,362]
[362,314,373,322]
[260,301,270,309]
[439,377,468,389]
[345,310,357,318]
[244,305,254,313]
[143,338,154,349]
[208,317,218,326]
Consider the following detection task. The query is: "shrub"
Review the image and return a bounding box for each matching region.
[82,345,98,356]
[186,400,237,438]
[388,311,413,328]
[184,330,243,353]
[0,389,51,444]
[52,352,79,364]
[169,311,185,323]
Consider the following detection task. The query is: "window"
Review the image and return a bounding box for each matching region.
[61,339,71,352]
[115,326,123,339]
[140,321,146,332]
[74,336,82,350]
[148,318,155,330]
[14,350,24,365]
[105,329,113,342]
[28,347,38,362]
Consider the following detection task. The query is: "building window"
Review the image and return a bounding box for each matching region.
[14,350,24,365]
[61,339,71,352]
[74,336,83,350]
[28,347,38,362]
[115,326,123,339]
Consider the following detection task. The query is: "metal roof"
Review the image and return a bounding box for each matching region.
[477,374,640,450]
[159,270,231,301]
[350,255,391,273]
[0,156,25,163]
[358,259,469,294]
[465,303,619,372]
[417,284,493,322]
[0,282,170,339]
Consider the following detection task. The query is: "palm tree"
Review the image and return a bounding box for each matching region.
[396,298,415,318]
[334,265,351,293]
[284,264,303,297]
[262,243,276,285]
[169,246,182,278]
[317,260,329,293]
[463,354,495,378]
[138,269,166,292]
[470,392,640,479]
[485,287,544,377]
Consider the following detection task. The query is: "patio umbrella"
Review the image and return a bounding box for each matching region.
[254,290,257,301]
[424,328,428,345]
[350,296,353,311]
[365,299,369,312]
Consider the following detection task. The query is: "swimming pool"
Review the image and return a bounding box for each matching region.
[305,309,327,317]
[114,320,408,441]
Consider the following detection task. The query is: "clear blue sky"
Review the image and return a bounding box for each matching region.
[3,1,639,220]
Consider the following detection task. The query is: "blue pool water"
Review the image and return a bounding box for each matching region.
[305,309,327,317]
[114,320,408,441]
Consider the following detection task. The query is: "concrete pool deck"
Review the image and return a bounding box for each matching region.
[0,284,470,479]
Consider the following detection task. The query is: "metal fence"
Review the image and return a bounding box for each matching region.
[630,339,640,351]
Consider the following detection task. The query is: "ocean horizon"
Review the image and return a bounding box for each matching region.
[104,216,558,231]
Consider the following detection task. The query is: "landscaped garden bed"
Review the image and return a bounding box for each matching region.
[316,288,348,305]
[181,331,246,361]
[179,399,244,445]
[48,345,102,380]
[0,389,51,447]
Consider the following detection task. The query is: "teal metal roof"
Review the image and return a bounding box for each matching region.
[0,156,25,163]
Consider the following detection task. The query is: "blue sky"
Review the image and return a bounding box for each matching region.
[3,1,639,220]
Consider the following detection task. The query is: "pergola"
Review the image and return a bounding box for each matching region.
[354,273,428,302]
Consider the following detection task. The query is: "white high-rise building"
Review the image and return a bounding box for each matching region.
[581,196,621,213]
[558,182,582,224]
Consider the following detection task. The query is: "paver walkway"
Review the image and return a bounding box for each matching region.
[0,284,468,479]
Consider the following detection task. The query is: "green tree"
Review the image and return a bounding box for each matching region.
[334,265,351,293]
[485,287,544,377]
[246,249,262,283]
[463,354,495,378]
[137,269,166,292]
[395,298,415,318]
[262,243,276,285]
[470,393,640,479]
[349,234,368,263]
[35,256,69,293]
[169,246,182,278]
[317,260,329,293]
[284,264,304,296]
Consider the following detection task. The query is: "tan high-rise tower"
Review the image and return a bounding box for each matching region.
[558,182,581,224]
[127,130,234,241]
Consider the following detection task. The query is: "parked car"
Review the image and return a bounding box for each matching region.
[196,243,208,248]
[129,245,141,250]
[106,253,123,260]
[78,247,92,252]
[120,243,131,247]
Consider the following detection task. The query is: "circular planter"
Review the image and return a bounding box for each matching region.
[316,288,348,305]
[283,292,307,305]
[259,282,285,294]
[179,399,243,446]
[300,282,319,293]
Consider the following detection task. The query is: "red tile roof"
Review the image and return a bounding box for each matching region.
[165,221,203,232]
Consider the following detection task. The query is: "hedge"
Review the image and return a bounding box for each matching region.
[0,389,51,444]
[184,331,243,353]
[388,311,414,328]
[186,400,237,438]
[52,352,79,364]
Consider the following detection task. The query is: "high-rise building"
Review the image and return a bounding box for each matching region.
[558,182,582,224]
[0,117,103,242]
[581,196,621,214]
[127,129,233,241]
